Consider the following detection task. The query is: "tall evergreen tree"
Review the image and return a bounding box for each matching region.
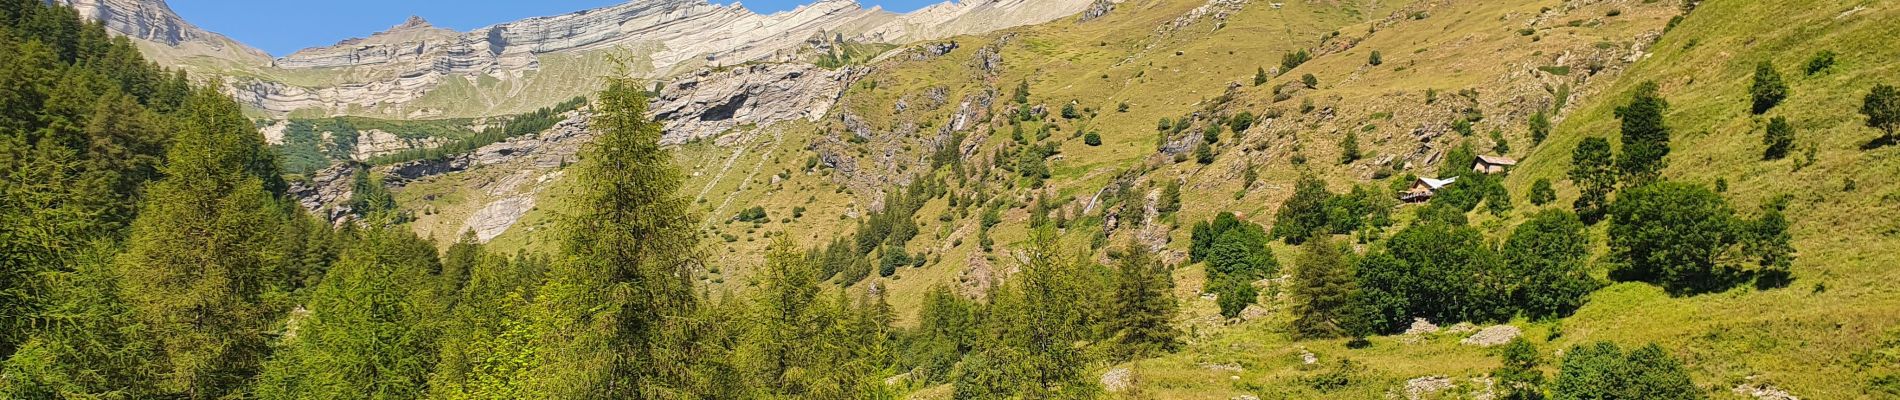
[742,238,823,396]
[1107,241,1180,359]
[1291,238,1357,339]
[254,228,447,400]
[115,87,289,399]
[526,76,703,398]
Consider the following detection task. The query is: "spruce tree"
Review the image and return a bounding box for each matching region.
[527,76,702,398]
[1108,241,1180,359]
[1291,237,1357,339]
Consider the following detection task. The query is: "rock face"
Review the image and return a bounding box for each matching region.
[51,0,271,64]
[652,63,860,144]
[85,0,1094,118]
[382,110,593,185]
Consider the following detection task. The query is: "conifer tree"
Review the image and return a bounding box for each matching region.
[0,245,163,398]
[526,76,703,398]
[743,238,823,395]
[1291,238,1357,339]
[254,228,446,400]
[116,87,288,399]
[1108,241,1180,359]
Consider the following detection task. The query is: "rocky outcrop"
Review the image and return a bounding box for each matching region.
[88,0,1094,118]
[382,110,593,185]
[351,129,447,162]
[1079,0,1117,22]
[464,196,535,242]
[52,0,271,65]
[652,63,861,144]
[286,163,359,223]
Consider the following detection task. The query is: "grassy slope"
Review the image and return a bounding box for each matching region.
[397,0,1897,397]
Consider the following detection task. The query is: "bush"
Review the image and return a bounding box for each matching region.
[1763,116,1794,160]
[1368,50,1383,66]
[1339,132,1362,164]
[1281,49,1312,73]
[1493,339,1547,400]
[1254,67,1269,86]
[1608,181,1793,295]
[1083,132,1102,146]
[1504,210,1600,319]
[1301,73,1319,89]
[1554,342,1702,400]
[1529,178,1556,206]
[1751,61,1788,114]
[1229,111,1257,133]
[1865,84,1900,140]
[1804,50,1836,75]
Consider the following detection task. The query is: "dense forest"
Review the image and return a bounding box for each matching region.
[6,0,1877,398]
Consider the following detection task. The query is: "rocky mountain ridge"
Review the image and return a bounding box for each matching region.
[73,0,1098,118]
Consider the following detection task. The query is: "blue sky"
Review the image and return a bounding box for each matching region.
[170,0,943,56]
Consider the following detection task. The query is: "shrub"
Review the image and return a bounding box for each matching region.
[1763,116,1794,160]
[1083,132,1102,146]
[1493,339,1547,400]
[1301,73,1319,89]
[1530,110,1551,145]
[1254,67,1269,86]
[1751,61,1789,114]
[1554,342,1702,400]
[1529,178,1556,206]
[1229,111,1257,133]
[1865,84,1900,140]
[1281,49,1312,73]
[1339,131,1362,164]
[1804,50,1836,75]
[1368,50,1383,66]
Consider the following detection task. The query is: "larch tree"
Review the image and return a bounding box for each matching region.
[526,75,704,398]
[115,87,289,399]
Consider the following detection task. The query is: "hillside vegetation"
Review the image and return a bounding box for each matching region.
[5,0,1898,399]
